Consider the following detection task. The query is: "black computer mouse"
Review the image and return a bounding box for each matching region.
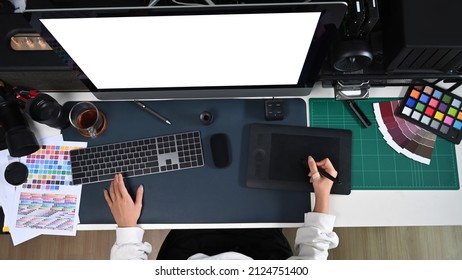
[210,133,231,168]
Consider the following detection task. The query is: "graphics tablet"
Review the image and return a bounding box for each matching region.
[246,124,352,195]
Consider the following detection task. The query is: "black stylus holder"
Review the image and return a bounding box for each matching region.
[345,100,371,128]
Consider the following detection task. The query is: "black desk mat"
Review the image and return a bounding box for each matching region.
[62,99,308,225]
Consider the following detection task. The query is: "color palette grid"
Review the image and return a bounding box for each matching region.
[15,193,77,231]
[309,98,459,190]
[22,145,77,190]
[397,85,462,144]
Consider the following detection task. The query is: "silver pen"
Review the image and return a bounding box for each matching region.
[134,100,172,125]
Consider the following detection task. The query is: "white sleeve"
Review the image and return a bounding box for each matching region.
[110,227,153,260]
[288,212,339,260]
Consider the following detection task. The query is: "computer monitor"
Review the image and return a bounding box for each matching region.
[26,2,347,100]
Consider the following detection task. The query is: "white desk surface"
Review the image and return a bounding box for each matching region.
[30,83,462,229]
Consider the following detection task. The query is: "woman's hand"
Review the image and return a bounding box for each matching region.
[307,156,337,214]
[103,173,144,227]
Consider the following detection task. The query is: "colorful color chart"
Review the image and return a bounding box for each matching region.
[21,144,79,190]
[397,85,462,144]
[16,192,77,231]
[374,100,436,165]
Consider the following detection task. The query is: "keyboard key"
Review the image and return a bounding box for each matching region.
[72,167,82,173]
[98,174,115,182]
[73,172,85,179]
[146,162,156,167]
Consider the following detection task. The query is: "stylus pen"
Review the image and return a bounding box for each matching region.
[318,168,342,185]
[300,158,341,184]
[134,100,172,125]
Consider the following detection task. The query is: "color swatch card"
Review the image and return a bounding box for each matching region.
[19,143,86,190]
[0,135,64,244]
[8,140,87,244]
[374,100,436,165]
[396,85,462,144]
[13,185,82,236]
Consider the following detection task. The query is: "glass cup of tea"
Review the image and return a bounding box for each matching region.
[69,102,107,138]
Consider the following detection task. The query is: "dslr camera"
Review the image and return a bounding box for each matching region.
[0,81,69,157]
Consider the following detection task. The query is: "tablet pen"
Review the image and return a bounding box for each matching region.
[134,100,172,125]
[318,168,342,184]
[300,158,341,184]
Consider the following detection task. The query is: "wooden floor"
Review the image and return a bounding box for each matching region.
[1,226,462,259]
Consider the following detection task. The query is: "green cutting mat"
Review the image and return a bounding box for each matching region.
[309,98,459,190]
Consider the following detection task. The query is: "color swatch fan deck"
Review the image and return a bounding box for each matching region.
[374,100,436,165]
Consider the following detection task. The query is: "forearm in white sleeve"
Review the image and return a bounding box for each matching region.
[289,212,339,260]
[110,227,153,260]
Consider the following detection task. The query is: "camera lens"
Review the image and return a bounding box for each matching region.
[0,100,40,157]
[25,93,70,129]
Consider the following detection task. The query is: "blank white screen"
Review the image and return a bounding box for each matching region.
[41,12,321,89]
